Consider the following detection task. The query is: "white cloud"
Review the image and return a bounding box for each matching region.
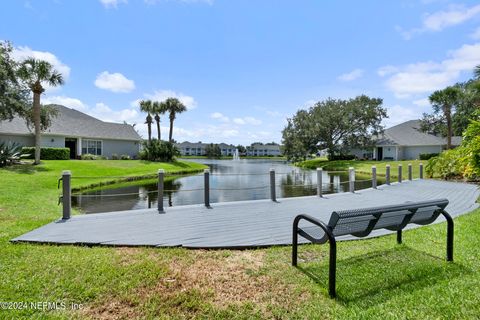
[43,96,88,111]
[210,112,229,122]
[12,46,71,82]
[381,42,480,98]
[43,96,141,129]
[337,69,364,81]
[141,89,197,110]
[89,102,140,123]
[94,71,135,93]
[99,0,127,8]
[398,4,480,39]
[384,105,422,127]
[233,118,245,125]
[377,65,399,77]
[412,98,430,107]
[471,27,480,40]
[233,116,262,125]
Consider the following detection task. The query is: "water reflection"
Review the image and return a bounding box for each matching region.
[73,159,383,214]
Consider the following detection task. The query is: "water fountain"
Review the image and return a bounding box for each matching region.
[232,148,240,160]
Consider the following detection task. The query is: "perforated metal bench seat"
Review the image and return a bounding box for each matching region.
[292,199,454,298]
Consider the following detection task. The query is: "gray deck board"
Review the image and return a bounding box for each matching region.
[11,179,480,248]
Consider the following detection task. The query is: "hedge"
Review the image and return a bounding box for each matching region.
[22,147,70,160]
[419,153,439,160]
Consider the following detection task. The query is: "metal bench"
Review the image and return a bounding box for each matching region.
[292,198,454,298]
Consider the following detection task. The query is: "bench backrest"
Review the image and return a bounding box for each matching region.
[327,199,449,237]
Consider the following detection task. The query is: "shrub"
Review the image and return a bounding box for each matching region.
[111,153,119,160]
[328,154,356,161]
[205,143,222,158]
[1,142,28,167]
[139,140,179,162]
[80,154,106,160]
[426,114,480,181]
[419,153,439,160]
[22,147,70,160]
[425,149,465,179]
[120,154,131,160]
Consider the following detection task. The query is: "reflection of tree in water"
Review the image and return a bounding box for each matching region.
[164,179,183,207]
[280,172,315,197]
[143,180,183,208]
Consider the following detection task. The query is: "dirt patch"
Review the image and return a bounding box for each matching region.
[82,300,139,320]
[82,250,307,319]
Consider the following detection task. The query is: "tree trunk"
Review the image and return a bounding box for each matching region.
[155,116,161,141]
[445,105,452,149]
[147,123,152,145]
[33,90,41,165]
[169,118,174,143]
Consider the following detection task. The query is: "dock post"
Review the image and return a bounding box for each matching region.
[317,168,323,197]
[270,168,276,202]
[408,163,412,181]
[398,164,402,183]
[419,163,424,179]
[157,169,164,213]
[372,166,377,189]
[386,164,391,185]
[62,170,71,220]
[204,169,210,208]
[349,167,355,193]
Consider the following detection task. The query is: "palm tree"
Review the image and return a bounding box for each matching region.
[17,58,64,165]
[429,86,460,149]
[474,65,480,80]
[164,98,187,142]
[139,100,154,144]
[152,101,168,141]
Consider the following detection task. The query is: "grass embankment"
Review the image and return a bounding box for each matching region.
[298,158,424,178]
[1,159,480,318]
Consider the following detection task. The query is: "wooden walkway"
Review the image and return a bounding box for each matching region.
[12,179,479,248]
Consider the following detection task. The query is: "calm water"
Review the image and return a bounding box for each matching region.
[73,159,383,214]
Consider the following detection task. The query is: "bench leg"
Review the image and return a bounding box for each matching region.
[397,230,402,244]
[292,218,300,266]
[329,239,337,298]
[442,210,454,261]
[292,228,298,266]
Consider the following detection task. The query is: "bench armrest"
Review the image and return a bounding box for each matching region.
[293,214,335,241]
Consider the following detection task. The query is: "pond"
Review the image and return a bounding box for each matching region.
[72,159,383,214]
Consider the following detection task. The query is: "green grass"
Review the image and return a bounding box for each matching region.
[1,159,479,319]
[298,158,425,178]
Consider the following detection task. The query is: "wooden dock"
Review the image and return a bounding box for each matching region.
[12,179,479,249]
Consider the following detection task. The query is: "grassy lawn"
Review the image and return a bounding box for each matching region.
[298,158,425,178]
[1,159,479,319]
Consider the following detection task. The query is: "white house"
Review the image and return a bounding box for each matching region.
[350,120,462,161]
[246,143,282,156]
[176,141,237,156]
[0,105,142,159]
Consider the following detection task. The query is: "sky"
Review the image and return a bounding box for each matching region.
[1,0,480,145]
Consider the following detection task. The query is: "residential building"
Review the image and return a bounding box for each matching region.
[350,120,462,161]
[0,105,142,159]
[246,143,282,156]
[175,141,237,156]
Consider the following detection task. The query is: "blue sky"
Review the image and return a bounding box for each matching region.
[1,0,480,145]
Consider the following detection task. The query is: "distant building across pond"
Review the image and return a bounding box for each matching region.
[175,142,282,157]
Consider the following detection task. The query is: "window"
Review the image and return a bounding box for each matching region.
[82,140,102,155]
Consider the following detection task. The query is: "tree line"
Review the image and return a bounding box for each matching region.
[282,95,387,161]
[282,67,480,161]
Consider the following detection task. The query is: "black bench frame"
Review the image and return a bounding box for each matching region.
[292,199,454,298]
